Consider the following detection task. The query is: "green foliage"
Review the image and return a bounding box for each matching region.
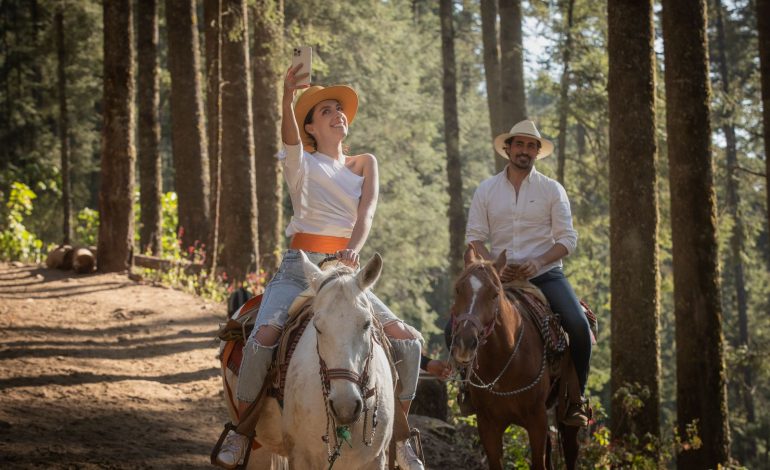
[0,182,45,262]
[75,207,98,246]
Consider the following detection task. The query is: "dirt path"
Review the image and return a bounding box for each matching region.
[0,263,228,469]
[0,263,488,469]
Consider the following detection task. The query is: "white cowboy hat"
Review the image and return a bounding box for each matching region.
[493,120,554,160]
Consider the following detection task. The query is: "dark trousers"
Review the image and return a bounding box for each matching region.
[445,267,592,394]
[531,267,591,394]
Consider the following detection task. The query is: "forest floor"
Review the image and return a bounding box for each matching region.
[0,262,485,469]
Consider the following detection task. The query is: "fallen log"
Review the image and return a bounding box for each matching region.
[133,254,204,274]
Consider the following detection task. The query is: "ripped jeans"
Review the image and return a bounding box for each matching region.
[236,249,420,403]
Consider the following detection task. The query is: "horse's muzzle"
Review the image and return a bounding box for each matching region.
[329,395,363,425]
[451,335,478,366]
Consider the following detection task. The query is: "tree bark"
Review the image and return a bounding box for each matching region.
[498,0,527,172]
[204,0,223,271]
[219,0,259,283]
[661,1,731,467]
[556,0,574,185]
[55,3,71,245]
[98,0,135,273]
[480,0,504,161]
[713,0,755,427]
[607,0,660,443]
[137,0,162,256]
[440,0,466,282]
[166,0,211,253]
[758,0,770,245]
[251,0,284,278]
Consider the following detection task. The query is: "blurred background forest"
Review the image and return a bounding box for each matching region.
[0,0,768,467]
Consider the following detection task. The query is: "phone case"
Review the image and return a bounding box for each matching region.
[292,46,312,87]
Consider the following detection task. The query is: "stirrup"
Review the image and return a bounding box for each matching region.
[409,427,425,463]
[210,422,255,470]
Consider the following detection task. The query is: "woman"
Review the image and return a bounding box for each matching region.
[214,65,425,470]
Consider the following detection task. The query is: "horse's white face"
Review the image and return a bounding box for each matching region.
[301,251,383,426]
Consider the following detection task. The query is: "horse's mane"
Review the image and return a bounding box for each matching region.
[457,259,501,287]
[314,263,366,303]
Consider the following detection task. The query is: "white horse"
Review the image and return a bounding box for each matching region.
[220,252,394,469]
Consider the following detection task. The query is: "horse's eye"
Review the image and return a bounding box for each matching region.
[364,321,371,330]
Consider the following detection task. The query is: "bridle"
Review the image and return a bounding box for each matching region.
[312,270,380,467]
[450,265,503,352]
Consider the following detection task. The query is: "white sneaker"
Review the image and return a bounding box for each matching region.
[396,440,425,470]
[215,430,249,469]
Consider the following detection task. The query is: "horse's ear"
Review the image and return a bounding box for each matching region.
[356,253,382,291]
[493,250,507,274]
[300,250,324,292]
[464,243,480,266]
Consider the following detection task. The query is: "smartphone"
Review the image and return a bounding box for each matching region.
[292,46,312,87]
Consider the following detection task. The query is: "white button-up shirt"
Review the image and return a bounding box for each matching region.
[465,167,578,278]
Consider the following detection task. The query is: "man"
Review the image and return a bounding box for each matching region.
[465,119,591,425]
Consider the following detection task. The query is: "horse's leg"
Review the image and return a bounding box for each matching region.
[526,408,549,470]
[558,423,580,470]
[477,415,506,470]
[545,427,553,470]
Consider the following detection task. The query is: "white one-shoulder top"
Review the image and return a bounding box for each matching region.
[277,143,364,238]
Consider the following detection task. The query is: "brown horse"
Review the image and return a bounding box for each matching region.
[449,245,580,470]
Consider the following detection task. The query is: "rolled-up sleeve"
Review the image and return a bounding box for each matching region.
[465,185,490,244]
[277,143,304,193]
[551,183,578,254]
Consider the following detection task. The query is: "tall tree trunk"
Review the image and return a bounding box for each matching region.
[758,0,770,244]
[608,0,660,443]
[440,0,466,282]
[55,3,71,245]
[98,0,135,273]
[713,0,755,428]
[251,0,284,279]
[219,0,259,283]
[137,0,162,256]
[498,0,527,172]
[556,0,574,185]
[661,1,731,467]
[480,0,504,160]
[204,0,223,271]
[166,0,211,253]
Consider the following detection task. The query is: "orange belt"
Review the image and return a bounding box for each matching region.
[290,233,350,254]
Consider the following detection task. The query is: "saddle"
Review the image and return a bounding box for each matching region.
[503,280,569,368]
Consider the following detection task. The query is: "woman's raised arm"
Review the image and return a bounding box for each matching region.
[281,64,309,146]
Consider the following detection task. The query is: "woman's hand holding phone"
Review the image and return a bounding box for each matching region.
[283,63,310,103]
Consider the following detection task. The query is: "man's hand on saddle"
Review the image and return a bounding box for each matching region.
[335,249,360,269]
[426,359,452,380]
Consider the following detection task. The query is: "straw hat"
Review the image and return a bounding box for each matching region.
[294,85,359,151]
[493,120,554,160]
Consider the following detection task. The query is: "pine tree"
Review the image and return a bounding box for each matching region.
[137,0,162,255]
[165,0,211,253]
[219,0,259,283]
[661,0,731,466]
[608,0,661,443]
[98,0,135,272]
